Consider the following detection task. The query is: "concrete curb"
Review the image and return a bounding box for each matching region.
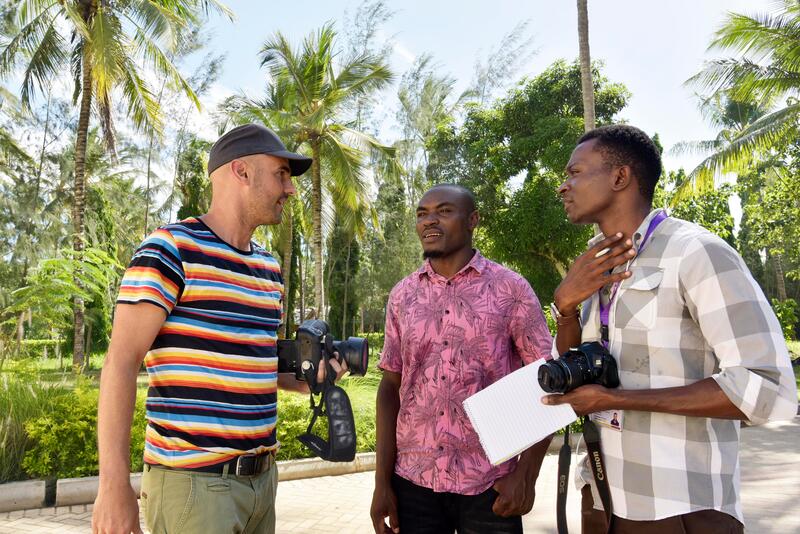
[3,452,377,511]
[1,437,581,513]
[0,480,46,513]
[55,473,142,507]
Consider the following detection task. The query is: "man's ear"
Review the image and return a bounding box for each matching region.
[468,210,480,232]
[229,159,249,184]
[610,165,634,192]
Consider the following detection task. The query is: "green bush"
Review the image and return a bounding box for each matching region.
[276,385,376,460]
[18,339,64,359]
[0,375,68,483]
[21,381,147,479]
[772,298,799,340]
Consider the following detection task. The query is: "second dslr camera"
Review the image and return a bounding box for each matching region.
[538,341,619,394]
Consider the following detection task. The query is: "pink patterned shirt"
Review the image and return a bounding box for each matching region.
[379,251,552,495]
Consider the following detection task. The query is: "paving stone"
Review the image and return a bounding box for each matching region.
[0,418,796,533]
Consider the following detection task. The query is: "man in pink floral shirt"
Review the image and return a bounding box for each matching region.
[370,184,553,534]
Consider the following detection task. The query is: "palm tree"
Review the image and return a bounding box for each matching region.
[670,93,772,199]
[0,0,231,368]
[396,54,473,207]
[686,0,800,190]
[577,0,595,132]
[252,23,397,320]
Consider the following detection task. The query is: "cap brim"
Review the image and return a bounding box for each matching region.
[270,150,312,176]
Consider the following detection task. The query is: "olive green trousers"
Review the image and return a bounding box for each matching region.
[141,463,277,534]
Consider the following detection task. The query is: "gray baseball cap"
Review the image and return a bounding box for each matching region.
[207,123,312,176]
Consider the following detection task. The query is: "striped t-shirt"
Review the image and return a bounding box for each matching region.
[117,217,283,468]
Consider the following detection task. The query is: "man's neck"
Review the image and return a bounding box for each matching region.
[597,203,652,243]
[428,247,476,279]
[199,209,254,251]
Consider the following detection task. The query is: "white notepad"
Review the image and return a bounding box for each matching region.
[463,359,578,465]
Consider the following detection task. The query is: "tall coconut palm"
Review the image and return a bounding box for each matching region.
[685,0,800,190]
[0,0,231,368]
[254,23,397,320]
[577,0,595,132]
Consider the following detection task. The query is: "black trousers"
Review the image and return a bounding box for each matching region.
[392,474,523,534]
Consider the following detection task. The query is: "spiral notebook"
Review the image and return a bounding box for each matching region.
[463,359,578,465]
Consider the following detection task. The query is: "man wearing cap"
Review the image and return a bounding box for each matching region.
[92,124,345,534]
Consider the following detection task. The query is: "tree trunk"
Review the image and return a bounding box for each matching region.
[773,252,788,301]
[310,140,325,320]
[34,89,52,206]
[577,0,595,132]
[279,205,294,338]
[15,311,24,358]
[84,320,93,372]
[143,76,168,237]
[72,53,93,371]
[341,238,352,339]
[299,242,305,321]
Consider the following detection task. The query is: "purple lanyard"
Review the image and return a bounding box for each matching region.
[598,211,668,346]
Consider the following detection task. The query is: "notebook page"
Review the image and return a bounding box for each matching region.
[463,359,578,465]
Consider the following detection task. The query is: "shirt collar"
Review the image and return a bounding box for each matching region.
[417,249,487,280]
[586,208,668,252]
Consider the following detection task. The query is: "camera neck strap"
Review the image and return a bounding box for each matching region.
[556,418,612,534]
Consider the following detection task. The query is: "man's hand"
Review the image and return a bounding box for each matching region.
[492,467,535,517]
[370,482,400,533]
[318,352,349,383]
[541,384,616,416]
[553,233,635,314]
[92,482,142,534]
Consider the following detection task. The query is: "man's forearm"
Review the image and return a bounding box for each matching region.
[517,434,552,479]
[609,378,746,419]
[375,379,400,486]
[554,318,581,356]
[97,353,140,486]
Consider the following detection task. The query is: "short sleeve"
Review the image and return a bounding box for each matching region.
[679,237,798,424]
[378,286,403,373]
[117,228,186,314]
[508,277,554,364]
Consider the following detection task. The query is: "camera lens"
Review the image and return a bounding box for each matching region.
[333,337,369,376]
[538,360,570,393]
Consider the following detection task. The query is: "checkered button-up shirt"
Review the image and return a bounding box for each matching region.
[568,210,798,523]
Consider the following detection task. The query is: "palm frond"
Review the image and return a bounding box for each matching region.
[676,102,800,198]
[132,27,200,110]
[19,14,67,105]
[118,55,163,136]
[88,6,126,98]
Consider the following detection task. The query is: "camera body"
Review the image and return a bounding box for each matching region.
[277,319,368,384]
[275,320,369,462]
[538,341,619,394]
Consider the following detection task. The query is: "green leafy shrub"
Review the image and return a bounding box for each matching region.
[772,298,799,340]
[21,381,147,479]
[276,385,376,460]
[276,391,321,460]
[0,375,68,482]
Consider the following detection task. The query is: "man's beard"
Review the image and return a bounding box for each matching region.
[422,249,445,259]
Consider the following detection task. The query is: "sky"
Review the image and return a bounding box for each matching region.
[189,0,778,177]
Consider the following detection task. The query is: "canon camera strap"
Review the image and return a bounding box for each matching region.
[556,418,613,534]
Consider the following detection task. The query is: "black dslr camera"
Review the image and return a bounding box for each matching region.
[538,341,619,394]
[277,320,369,462]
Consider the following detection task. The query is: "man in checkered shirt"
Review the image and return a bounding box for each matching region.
[543,125,798,533]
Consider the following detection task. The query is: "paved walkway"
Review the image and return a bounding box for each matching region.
[1,417,797,533]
